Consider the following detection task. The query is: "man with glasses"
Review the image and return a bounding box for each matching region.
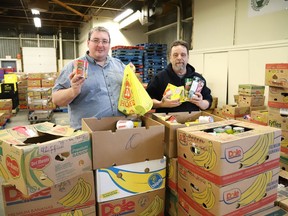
[52,26,126,130]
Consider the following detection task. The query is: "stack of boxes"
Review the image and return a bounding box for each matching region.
[264,64,288,175]
[0,73,19,112]
[177,120,281,215]
[0,122,95,215]
[82,115,166,215]
[0,99,12,126]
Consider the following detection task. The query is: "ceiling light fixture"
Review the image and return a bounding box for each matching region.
[33,17,42,28]
[119,10,141,29]
[113,9,134,22]
[31,9,40,15]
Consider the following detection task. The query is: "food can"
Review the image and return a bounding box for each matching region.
[233,126,245,133]
[198,116,214,123]
[74,59,88,78]
[116,120,134,129]
[188,76,205,98]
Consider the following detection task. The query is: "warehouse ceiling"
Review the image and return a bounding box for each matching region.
[0,0,178,36]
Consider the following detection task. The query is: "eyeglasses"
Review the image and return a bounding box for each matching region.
[89,39,109,45]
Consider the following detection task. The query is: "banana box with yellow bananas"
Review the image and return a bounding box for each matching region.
[51,205,96,216]
[95,157,166,202]
[177,161,279,216]
[82,116,164,170]
[0,171,95,216]
[152,111,224,158]
[98,188,165,216]
[0,122,92,195]
[177,119,282,186]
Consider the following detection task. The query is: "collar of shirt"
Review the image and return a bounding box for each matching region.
[85,51,111,67]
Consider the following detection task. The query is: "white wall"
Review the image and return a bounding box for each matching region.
[78,17,148,57]
[190,0,288,107]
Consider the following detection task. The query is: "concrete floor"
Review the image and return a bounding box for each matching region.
[5,109,70,129]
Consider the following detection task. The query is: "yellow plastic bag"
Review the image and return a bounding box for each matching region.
[118,65,153,115]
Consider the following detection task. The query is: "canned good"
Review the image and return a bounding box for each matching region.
[224,125,233,134]
[188,76,205,98]
[198,116,214,123]
[74,59,88,78]
[233,127,245,133]
[116,120,134,129]
[213,127,225,133]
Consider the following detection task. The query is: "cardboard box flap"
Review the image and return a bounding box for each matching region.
[33,122,75,136]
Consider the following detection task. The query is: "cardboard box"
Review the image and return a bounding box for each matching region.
[210,97,218,109]
[0,171,95,216]
[250,110,268,126]
[281,130,288,154]
[50,206,96,216]
[178,162,278,216]
[167,157,178,191]
[268,86,288,108]
[238,84,265,96]
[212,107,226,119]
[0,122,92,195]
[222,104,251,119]
[152,111,224,158]
[82,116,164,170]
[248,206,288,216]
[177,199,202,216]
[268,107,288,131]
[238,95,265,107]
[98,188,165,216]
[275,186,288,206]
[95,157,166,202]
[166,188,178,216]
[265,63,288,88]
[177,120,281,185]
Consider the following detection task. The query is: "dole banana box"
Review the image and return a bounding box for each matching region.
[82,116,164,170]
[95,157,166,202]
[265,63,288,88]
[268,86,288,108]
[238,95,265,107]
[238,84,265,96]
[152,111,224,158]
[177,162,279,216]
[50,205,96,216]
[250,110,268,126]
[177,120,281,185]
[0,171,95,216]
[0,122,92,195]
[167,157,178,191]
[268,107,288,131]
[177,196,204,216]
[97,188,165,216]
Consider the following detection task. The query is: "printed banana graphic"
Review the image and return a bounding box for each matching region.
[240,133,273,168]
[237,171,272,207]
[139,195,163,216]
[60,210,83,216]
[24,147,53,193]
[58,177,92,207]
[98,167,165,193]
[191,182,215,209]
[192,142,217,171]
[0,162,9,181]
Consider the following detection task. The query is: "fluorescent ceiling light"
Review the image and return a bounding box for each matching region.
[119,10,141,29]
[31,9,40,15]
[113,9,133,22]
[33,17,42,28]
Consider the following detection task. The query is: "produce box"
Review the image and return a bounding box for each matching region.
[238,95,265,107]
[95,157,166,202]
[97,188,165,216]
[268,107,288,131]
[177,201,202,216]
[178,162,278,216]
[250,110,268,126]
[0,171,95,216]
[167,157,178,191]
[265,63,288,88]
[238,84,265,96]
[281,130,288,154]
[152,111,224,158]
[166,188,178,216]
[268,86,288,108]
[82,115,164,170]
[0,122,92,195]
[222,104,250,119]
[249,206,288,216]
[177,120,281,185]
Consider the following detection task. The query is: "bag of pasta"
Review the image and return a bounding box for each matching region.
[118,64,153,115]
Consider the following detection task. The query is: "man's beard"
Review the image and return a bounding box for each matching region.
[175,63,185,71]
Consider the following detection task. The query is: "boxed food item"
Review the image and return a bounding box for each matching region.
[95,157,166,202]
[177,120,281,185]
[152,111,224,158]
[178,162,278,216]
[238,95,265,107]
[98,188,165,216]
[238,84,265,96]
[250,110,268,126]
[82,116,164,170]
[265,63,288,88]
[0,122,92,195]
[268,86,288,108]
[0,171,95,216]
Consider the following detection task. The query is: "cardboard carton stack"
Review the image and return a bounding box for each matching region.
[177,120,281,215]
[264,63,288,174]
[0,122,96,215]
[82,115,167,215]
[0,99,13,124]
[152,111,224,216]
